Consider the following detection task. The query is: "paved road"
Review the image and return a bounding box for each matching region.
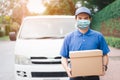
[100,46,120,80]
[0,41,15,80]
[0,41,120,80]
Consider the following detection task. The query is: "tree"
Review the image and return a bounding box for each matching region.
[73,0,115,15]
[92,0,115,10]
[0,0,30,24]
[0,0,12,24]
[43,0,75,15]
[12,0,30,24]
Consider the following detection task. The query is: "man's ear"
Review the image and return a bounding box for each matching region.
[75,16,77,20]
[90,17,92,21]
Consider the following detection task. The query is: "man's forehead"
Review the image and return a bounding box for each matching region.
[78,12,90,16]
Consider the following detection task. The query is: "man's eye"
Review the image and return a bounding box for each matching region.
[85,17,89,19]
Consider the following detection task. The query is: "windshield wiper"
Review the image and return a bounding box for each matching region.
[22,36,64,39]
[36,36,64,39]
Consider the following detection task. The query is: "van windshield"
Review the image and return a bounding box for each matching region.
[19,17,76,39]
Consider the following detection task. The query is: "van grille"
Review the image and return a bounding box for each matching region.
[31,56,61,59]
[31,72,68,77]
[31,56,61,64]
[32,61,61,64]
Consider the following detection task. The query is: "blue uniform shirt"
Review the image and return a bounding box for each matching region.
[60,29,110,58]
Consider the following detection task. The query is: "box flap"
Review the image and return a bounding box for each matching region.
[70,49,102,58]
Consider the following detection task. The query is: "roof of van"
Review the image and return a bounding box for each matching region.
[23,15,75,20]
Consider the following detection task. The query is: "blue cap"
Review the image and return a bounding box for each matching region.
[75,7,91,16]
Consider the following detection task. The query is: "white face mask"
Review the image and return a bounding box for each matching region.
[76,20,90,29]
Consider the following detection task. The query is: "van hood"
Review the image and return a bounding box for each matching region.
[15,39,64,58]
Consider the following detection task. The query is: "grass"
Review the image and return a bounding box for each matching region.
[0,36,9,41]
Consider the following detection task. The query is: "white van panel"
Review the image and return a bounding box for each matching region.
[14,16,75,80]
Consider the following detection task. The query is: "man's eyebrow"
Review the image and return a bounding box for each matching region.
[85,17,89,18]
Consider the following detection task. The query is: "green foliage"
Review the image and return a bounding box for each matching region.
[91,0,120,48]
[91,0,120,37]
[4,16,11,24]
[10,22,20,33]
[90,0,115,10]
[105,37,120,48]
[0,30,5,37]
[43,0,75,15]
[100,18,120,37]
[5,24,10,35]
[12,4,30,24]
[92,0,120,24]
[73,0,115,14]
[0,36,9,40]
[0,16,2,23]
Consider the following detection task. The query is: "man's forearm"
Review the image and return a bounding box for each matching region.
[61,57,72,77]
[103,54,109,71]
[61,57,69,70]
[103,54,109,66]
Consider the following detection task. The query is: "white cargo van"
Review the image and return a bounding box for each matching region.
[14,16,75,80]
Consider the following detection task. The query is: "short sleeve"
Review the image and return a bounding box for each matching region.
[60,36,70,58]
[98,34,110,55]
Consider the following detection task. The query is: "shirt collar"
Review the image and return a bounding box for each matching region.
[74,29,91,36]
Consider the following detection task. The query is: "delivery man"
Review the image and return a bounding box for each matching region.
[60,7,110,80]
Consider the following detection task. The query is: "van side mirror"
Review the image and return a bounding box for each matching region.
[9,32,16,41]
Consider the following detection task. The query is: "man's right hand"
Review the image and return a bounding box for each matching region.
[66,67,72,77]
[61,57,74,78]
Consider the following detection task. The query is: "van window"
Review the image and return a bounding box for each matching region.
[19,18,75,39]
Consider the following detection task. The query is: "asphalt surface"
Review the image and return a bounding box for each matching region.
[100,46,120,80]
[0,41,15,80]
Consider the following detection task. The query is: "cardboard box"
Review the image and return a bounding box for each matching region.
[70,50,104,77]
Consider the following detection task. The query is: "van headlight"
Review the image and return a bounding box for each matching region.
[15,55,31,65]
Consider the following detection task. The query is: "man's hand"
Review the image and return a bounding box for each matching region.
[61,57,74,78]
[66,67,72,77]
[104,65,108,71]
[103,55,109,71]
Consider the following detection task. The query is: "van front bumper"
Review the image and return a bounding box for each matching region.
[15,64,69,80]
